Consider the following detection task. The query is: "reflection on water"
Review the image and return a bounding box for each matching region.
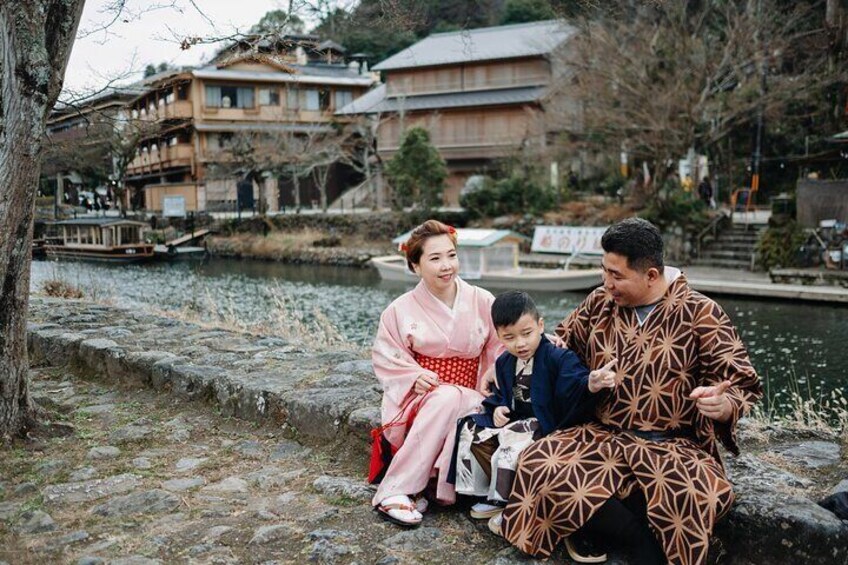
[31,258,847,407]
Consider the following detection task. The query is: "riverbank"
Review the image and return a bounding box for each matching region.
[9,297,847,564]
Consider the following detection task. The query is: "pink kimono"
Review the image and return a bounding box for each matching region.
[372,278,503,505]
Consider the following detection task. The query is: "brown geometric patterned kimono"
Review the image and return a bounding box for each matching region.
[502,271,762,565]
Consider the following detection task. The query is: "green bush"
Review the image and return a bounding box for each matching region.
[756,220,808,270]
[641,190,709,231]
[460,174,555,218]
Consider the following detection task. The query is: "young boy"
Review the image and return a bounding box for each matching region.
[454,290,601,516]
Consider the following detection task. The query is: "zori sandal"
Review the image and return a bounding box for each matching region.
[375,495,422,528]
[565,537,608,564]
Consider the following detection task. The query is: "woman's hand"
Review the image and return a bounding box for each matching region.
[414,373,439,395]
[493,406,511,427]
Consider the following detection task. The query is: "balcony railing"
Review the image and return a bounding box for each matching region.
[127,143,194,173]
[134,100,193,122]
[386,73,549,97]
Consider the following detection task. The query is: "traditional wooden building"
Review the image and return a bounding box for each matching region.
[337,20,576,206]
[44,86,145,207]
[125,35,375,213]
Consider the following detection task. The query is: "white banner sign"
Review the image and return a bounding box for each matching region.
[531,226,607,255]
[162,196,186,218]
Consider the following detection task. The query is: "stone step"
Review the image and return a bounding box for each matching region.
[717,234,762,243]
[708,242,761,252]
[689,257,757,269]
[700,250,755,261]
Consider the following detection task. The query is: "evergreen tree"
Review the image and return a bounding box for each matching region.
[501,0,555,25]
[385,127,446,211]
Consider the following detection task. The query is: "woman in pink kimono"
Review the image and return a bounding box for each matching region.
[371,219,503,527]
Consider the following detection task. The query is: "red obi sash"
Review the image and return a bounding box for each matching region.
[413,353,480,389]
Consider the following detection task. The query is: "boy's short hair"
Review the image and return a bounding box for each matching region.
[492,291,540,328]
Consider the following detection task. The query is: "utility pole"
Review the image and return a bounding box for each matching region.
[749,0,766,213]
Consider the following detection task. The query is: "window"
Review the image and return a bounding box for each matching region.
[165,92,175,104]
[304,89,320,111]
[319,89,331,111]
[205,85,255,108]
[334,90,353,109]
[169,136,178,146]
[258,87,280,106]
[286,87,299,110]
[176,84,189,100]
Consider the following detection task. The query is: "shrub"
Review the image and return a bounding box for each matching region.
[41,279,84,299]
[756,220,808,270]
[460,174,556,218]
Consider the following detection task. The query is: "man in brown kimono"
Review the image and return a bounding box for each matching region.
[500,218,762,565]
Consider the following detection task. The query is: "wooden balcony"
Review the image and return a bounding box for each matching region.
[135,100,193,122]
[127,143,194,175]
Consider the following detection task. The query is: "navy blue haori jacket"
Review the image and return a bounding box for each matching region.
[472,335,596,435]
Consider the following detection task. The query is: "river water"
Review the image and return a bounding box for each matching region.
[30,258,846,412]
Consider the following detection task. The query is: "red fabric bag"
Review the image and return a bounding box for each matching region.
[367,393,425,484]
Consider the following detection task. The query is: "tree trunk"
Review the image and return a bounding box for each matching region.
[0,1,85,440]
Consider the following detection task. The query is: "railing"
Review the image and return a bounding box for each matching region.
[695,211,730,259]
[386,73,550,97]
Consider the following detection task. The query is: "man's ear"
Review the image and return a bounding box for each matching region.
[646,267,661,283]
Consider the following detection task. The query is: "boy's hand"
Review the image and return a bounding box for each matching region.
[414,373,439,395]
[588,359,617,393]
[493,406,511,427]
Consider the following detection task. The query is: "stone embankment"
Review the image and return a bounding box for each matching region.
[6,297,847,564]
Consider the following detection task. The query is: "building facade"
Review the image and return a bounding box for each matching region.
[125,35,375,213]
[337,20,577,206]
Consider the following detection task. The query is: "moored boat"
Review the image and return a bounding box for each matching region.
[44,218,154,263]
[372,228,602,292]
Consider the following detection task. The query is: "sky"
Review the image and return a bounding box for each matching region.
[62,0,288,97]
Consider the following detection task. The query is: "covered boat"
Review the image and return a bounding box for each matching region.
[371,228,602,292]
[44,218,154,263]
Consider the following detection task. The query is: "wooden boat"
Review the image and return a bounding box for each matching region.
[371,229,603,292]
[44,218,154,263]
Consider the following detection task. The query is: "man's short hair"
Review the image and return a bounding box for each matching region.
[601,217,665,273]
[492,291,540,328]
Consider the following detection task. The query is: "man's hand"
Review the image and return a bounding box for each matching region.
[588,359,617,393]
[689,380,733,422]
[493,406,511,427]
[548,333,565,348]
[414,373,439,395]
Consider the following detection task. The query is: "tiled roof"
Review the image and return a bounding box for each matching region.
[373,20,574,71]
[335,84,387,115]
[191,64,373,86]
[337,85,545,115]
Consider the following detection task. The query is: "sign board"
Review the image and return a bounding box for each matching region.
[531,226,607,255]
[162,195,186,218]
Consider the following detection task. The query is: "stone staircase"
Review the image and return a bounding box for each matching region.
[691,223,767,270]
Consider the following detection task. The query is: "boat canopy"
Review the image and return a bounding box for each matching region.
[392,228,527,248]
[393,228,527,279]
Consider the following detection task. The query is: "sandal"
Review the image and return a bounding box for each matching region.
[375,496,422,528]
[565,537,607,564]
[487,511,504,537]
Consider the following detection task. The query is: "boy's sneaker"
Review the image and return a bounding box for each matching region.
[471,501,503,519]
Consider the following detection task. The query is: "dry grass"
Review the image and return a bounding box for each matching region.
[206,229,390,260]
[159,282,359,354]
[39,279,84,299]
[746,377,848,438]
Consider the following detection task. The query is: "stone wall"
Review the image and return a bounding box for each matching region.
[24,298,848,564]
[797,179,848,228]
